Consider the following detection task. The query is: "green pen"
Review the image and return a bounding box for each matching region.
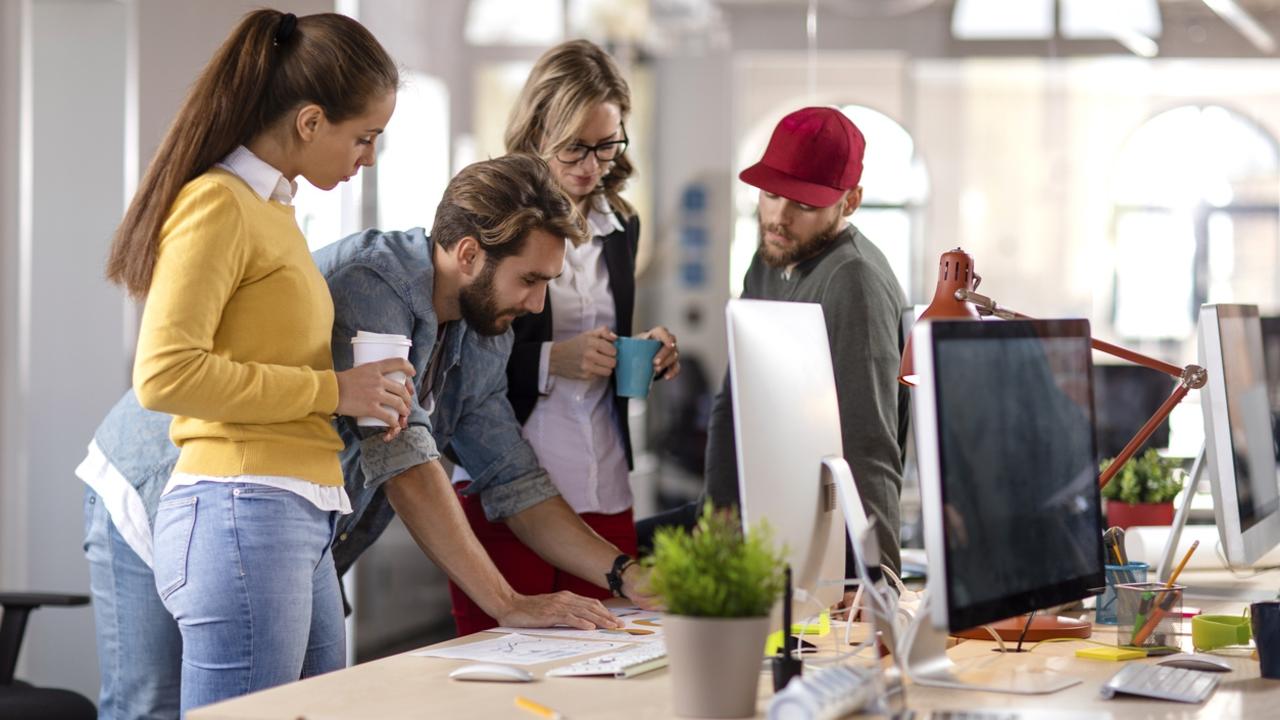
[1130,591,1155,645]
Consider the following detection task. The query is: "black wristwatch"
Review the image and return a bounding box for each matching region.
[605,553,635,598]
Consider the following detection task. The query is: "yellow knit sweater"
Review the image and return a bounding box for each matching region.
[133,168,343,486]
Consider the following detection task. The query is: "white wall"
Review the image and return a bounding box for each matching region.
[2,0,132,699]
[0,0,28,592]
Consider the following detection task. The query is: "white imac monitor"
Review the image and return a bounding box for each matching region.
[1198,303,1280,566]
[906,318,1102,695]
[911,317,1104,633]
[726,299,850,615]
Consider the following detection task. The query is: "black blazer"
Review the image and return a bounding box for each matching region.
[506,213,642,469]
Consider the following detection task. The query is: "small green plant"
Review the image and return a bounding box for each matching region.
[1100,449,1184,505]
[644,502,787,618]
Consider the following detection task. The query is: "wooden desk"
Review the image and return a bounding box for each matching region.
[189,570,1280,719]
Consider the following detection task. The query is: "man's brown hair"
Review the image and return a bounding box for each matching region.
[432,154,587,260]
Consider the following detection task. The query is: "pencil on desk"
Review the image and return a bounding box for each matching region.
[515,695,566,720]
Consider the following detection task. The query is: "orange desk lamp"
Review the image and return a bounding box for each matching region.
[900,248,1208,642]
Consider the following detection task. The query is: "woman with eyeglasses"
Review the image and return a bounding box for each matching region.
[447,39,679,634]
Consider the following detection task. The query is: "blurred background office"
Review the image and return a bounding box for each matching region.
[3,0,1280,703]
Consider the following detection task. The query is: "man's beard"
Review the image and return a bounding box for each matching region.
[757,212,843,268]
[458,260,517,336]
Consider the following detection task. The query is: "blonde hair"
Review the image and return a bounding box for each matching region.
[504,39,634,219]
[432,154,587,260]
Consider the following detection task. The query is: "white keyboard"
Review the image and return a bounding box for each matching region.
[1100,663,1220,704]
[767,663,875,720]
[546,641,668,678]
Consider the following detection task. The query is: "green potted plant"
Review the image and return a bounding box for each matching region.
[1100,449,1185,529]
[645,502,787,718]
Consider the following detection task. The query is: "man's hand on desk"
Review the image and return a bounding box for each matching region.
[621,563,663,611]
[494,591,623,631]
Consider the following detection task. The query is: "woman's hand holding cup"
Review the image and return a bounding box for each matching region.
[335,358,415,441]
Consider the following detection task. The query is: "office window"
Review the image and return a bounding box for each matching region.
[731,104,928,299]
[465,0,562,45]
[295,178,348,253]
[1112,105,1280,339]
[377,72,450,233]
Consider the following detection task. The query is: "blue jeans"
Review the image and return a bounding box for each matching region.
[154,482,345,714]
[83,486,183,720]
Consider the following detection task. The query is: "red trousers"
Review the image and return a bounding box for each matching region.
[448,488,638,636]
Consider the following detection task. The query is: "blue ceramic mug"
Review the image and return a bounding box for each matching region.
[614,336,663,398]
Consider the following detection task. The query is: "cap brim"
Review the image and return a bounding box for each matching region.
[738,162,847,208]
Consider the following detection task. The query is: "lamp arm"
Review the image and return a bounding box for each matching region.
[1097,383,1189,489]
[954,288,1209,491]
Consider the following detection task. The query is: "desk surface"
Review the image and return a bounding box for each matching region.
[189,570,1280,720]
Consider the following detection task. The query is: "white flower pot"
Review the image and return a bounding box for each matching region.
[663,614,771,718]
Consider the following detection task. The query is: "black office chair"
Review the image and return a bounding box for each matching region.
[0,593,96,720]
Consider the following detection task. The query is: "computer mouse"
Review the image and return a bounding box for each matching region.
[448,663,534,682]
[1156,654,1233,673]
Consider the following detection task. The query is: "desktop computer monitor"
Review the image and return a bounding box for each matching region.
[1198,304,1280,566]
[725,299,852,617]
[910,318,1105,634]
[1261,315,1280,452]
[1093,364,1174,459]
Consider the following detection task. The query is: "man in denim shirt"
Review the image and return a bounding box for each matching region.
[78,155,652,720]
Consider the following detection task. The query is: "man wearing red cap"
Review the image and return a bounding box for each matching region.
[646,106,909,578]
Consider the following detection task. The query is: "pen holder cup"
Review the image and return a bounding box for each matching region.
[1096,562,1149,625]
[1115,582,1184,649]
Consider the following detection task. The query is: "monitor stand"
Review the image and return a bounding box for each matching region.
[901,585,1082,695]
[1150,447,1277,601]
[1155,446,1207,583]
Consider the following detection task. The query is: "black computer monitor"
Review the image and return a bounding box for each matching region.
[1093,364,1174,460]
[1261,316,1280,450]
[912,318,1106,633]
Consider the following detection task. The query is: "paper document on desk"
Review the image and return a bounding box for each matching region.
[412,633,628,665]
[493,607,666,643]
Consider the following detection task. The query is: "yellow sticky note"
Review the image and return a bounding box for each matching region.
[1075,646,1147,662]
[765,611,833,656]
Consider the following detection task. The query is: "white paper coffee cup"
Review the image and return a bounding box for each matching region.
[351,331,412,427]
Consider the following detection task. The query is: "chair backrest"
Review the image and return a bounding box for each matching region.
[0,593,90,685]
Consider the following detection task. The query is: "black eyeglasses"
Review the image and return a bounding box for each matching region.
[554,126,629,165]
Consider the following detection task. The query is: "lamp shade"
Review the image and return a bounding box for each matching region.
[898,248,983,386]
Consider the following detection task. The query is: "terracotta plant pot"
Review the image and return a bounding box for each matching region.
[663,614,771,718]
[1106,500,1174,529]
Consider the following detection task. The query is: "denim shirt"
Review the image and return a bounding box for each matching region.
[91,227,559,575]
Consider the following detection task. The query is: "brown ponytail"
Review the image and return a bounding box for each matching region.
[106,10,398,299]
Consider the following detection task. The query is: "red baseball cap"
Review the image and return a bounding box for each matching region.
[739,106,865,208]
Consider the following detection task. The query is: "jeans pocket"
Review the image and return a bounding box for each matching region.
[154,496,198,601]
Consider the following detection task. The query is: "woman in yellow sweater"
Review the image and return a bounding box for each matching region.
[104,9,411,713]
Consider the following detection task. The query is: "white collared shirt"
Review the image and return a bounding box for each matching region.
[78,147,347,568]
[523,199,632,515]
[216,145,298,205]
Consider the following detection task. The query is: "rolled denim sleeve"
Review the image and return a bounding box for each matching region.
[451,347,559,521]
[328,262,439,489]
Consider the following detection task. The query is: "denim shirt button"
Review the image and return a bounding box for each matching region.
[339,532,349,542]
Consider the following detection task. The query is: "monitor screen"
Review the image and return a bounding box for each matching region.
[1261,316,1280,451]
[1213,307,1279,533]
[924,319,1104,632]
[1093,364,1174,459]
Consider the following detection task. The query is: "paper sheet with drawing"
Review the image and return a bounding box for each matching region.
[492,607,666,643]
[411,633,628,666]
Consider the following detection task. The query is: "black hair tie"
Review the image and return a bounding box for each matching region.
[274,12,297,47]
